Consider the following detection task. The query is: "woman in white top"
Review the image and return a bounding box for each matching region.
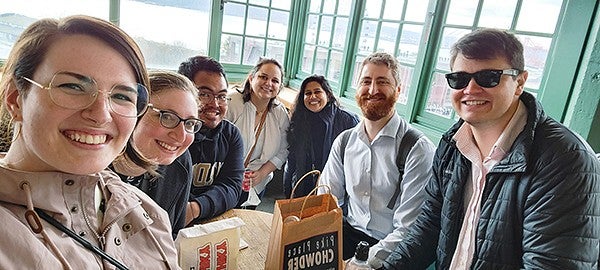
[226,58,289,208]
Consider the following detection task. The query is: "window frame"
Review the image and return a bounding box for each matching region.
[287,0,596,141]
[1,0,597,144]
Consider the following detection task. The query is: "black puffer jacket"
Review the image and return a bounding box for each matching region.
[383,92,600,269]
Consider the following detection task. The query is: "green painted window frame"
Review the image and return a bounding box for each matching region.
[285,0,596,142]
[411,0,596,140]
[208,0,294,83]
[4,0,596,144]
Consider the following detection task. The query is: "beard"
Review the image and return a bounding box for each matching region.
[356,92,397,121]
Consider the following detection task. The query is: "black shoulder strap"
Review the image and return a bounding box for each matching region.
[386,127,424,210]
[338,130,352,215]
[339,130,351,165]
[34,208,130,270]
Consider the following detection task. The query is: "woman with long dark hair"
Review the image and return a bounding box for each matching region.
[284,75,359,197]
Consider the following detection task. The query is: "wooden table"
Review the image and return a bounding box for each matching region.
[206,209,273,270]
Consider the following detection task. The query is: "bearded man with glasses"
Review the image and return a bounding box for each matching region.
[382,28,600,269]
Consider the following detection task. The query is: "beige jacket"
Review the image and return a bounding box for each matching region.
[0,165,181,270]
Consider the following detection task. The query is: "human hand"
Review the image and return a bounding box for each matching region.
[185,201,200,226]
[244,169,267,188]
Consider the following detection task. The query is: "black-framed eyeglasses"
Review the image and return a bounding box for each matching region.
[445,69,520,90]
[148,104,202,134]
[22,71,149,118]
[198,92,231,105]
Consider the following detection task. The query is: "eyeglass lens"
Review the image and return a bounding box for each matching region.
[48,71,148,117]
[199,92,229,104]
[158,110,201,133]
[445,69,517,90]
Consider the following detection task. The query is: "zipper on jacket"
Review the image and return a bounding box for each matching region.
[79,186,121,250]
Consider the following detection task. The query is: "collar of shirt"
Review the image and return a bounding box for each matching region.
[491,100,528,159]
[357,112,401,145]
[453,100,528,163]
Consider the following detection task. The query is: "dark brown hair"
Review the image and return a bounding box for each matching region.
[236,57,284,110]
[449,28,525,71]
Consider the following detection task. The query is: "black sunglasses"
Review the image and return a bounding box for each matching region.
[445,69,520,89]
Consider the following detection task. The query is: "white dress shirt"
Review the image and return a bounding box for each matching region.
[320,113,436,268]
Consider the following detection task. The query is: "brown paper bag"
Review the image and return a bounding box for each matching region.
[266,179,343,270]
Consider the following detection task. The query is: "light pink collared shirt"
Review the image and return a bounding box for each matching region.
[449,101,527,269]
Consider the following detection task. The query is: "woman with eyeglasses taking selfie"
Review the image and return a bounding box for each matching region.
[0,16,179,269]
[112,70,201,239]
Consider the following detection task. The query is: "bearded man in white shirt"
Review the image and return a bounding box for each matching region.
[319,52,436,269]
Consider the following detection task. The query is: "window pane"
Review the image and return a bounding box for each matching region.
[319,16,333,46]
[220,1,290,69]
[338,0,352,16]
[0,0,108,59]
[404,0,429,22]
[223,3,246,35]
[327,50,344,82]
[323,0,336,14]
[358,20,378,53]
[221,34,243,64]
[383,0,405,20]
[364,0,383,18]
[518,35,552,90]
[378,22,399,54]
[479,0,517,29]
[242,37,265,65]
[425,71,454,118]
[351,55,366,88]
[246,6,268,37]
[269,10,289,40]
[306,15,319,44]
[332,17,349,49]
[436,28,470,71]
[272,0,292,10]
[121,0,211,69]
[517,0,562,33]
[314,48,328,75]
[383,0,404,21]
[446,0,478,26]
[398,24,423,65]
[302,45,316,73]
[249,0,269,6]
[266,40,286,65]
[398,65,414,105]
[309,0,321,12]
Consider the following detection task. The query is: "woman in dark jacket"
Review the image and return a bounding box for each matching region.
[284,75,359,198]
[112,70,201,239]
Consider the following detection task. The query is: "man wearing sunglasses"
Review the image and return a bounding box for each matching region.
[382,29,600,269]
[178,56,245,225]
